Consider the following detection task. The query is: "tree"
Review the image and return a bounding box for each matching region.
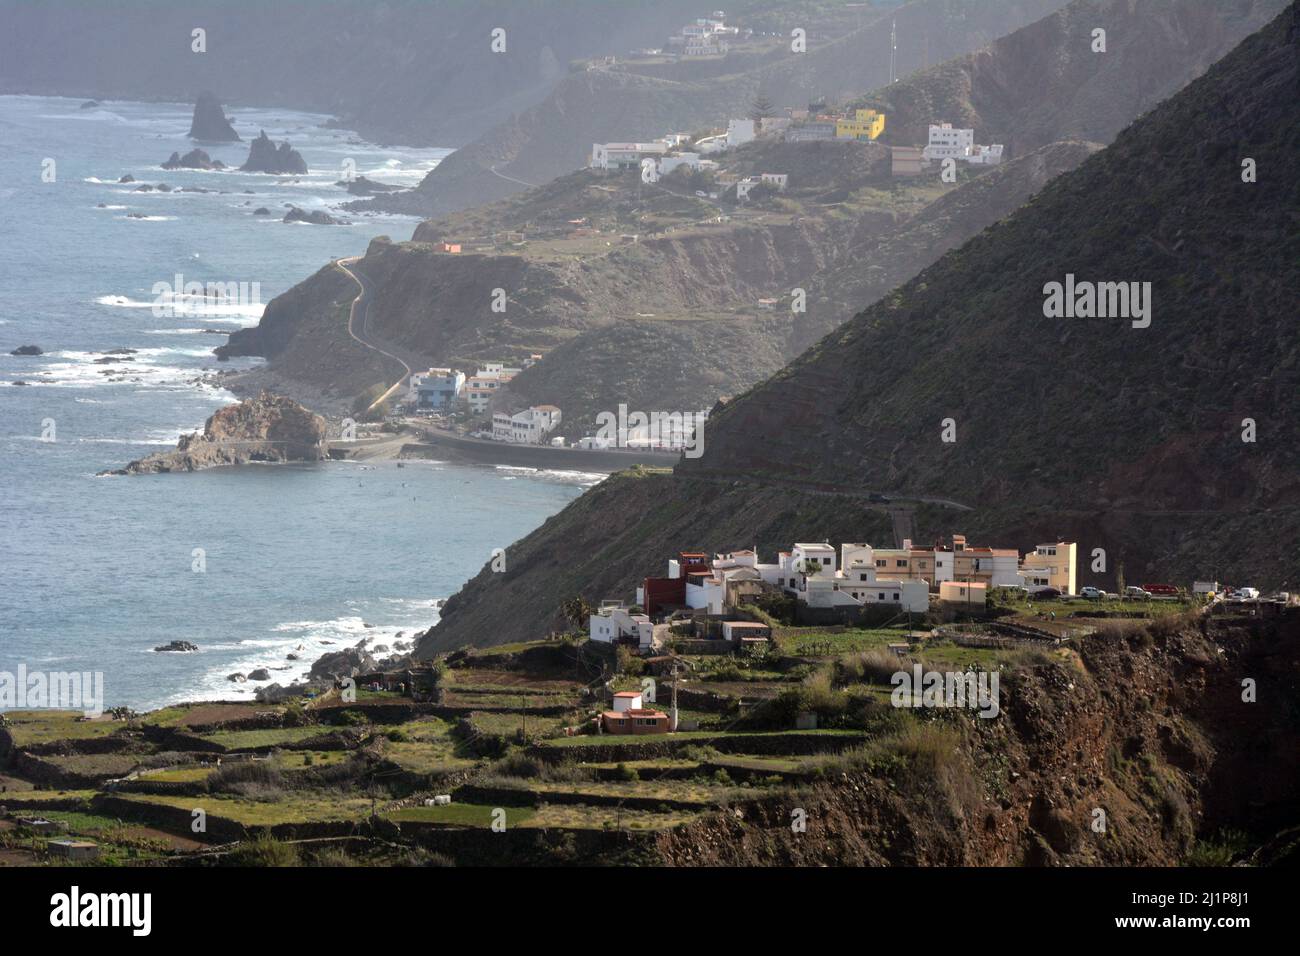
[750,93,775,124]
[560,595,594,630]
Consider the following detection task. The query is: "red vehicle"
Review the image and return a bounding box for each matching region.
[1142,583,1179,597]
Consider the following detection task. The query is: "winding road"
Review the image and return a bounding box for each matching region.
[335,256,416,415]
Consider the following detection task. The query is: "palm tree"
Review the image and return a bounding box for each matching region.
[560,595,594,630]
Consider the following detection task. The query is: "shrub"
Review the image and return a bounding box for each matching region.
[209,759,285,794]
[615,762,639,782]
[228,834,299,867]
[836,650,901,685]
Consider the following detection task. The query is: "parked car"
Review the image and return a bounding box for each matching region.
[1124,586,1152,599]
[1030,587,1062,600]
[1237,587,1260,600]
[1142,583,1179,597]
[1079,586,1106,600]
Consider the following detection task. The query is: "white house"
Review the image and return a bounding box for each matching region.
[726,119,756,148]
[589,606,655,650]
[611,691,643,712]
[659,152,704,176]
[967,143,1004,165]
[922,123,975,162]
[923,123,1004,165]
[491,405,562,444]
[591,142,669,170]
[411,368,465,411]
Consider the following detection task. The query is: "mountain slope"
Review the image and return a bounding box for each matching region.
[864,0,1288,156]
[419,1,1300,653]
[391,0,1072,217]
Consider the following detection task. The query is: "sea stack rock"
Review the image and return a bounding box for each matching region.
[188,91,241,142]
[101,392,327,475]
[241,131,308,175]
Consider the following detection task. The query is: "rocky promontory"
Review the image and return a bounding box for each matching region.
[188,91,240,142]
[240,131,308,174]
[100,392,327,475]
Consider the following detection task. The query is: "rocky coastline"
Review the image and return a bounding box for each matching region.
[99,391,327,475]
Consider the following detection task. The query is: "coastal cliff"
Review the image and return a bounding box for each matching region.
[102,392,326,474]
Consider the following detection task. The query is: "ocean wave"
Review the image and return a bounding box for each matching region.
[493,465,607,487]
[160,603,441,706]
[95,294,264,319]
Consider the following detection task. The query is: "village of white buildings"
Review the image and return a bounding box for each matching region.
[398,361,707,453]
[586,10,1003,200]
[590,533,1080,654]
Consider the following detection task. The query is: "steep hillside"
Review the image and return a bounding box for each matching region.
[653,614,1300,865]
[688,1,1300,511]
[803,138,1102,336]
[220,163,935,413]
[864,0,1288,156]
[383,0,1072,216]
[419,2,1300,652]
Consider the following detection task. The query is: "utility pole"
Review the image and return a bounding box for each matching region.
[890,19,897,85]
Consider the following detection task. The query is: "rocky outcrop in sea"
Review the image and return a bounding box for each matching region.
[283,206,349,226]
[162,148,226,171]
[188,91,240,142]
[100,392,327,475]
[241,130,308,174]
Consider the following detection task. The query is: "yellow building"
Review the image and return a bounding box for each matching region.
[836,108,886,141]
[1018,542,1078,596]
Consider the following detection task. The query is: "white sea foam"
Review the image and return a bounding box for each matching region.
[493,465,606,487]
[168,604,441,706]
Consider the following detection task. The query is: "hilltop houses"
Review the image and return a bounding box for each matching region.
[835,108,886,141]
[597,533,1081,651]
[668,12,740,57]
[922,123,1004,165]
[590,141,669,170]
[464,360,523,414]
[589,603,655,650]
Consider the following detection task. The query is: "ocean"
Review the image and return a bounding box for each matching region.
[0,95,592,711]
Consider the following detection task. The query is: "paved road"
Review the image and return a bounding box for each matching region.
[488,162,537,188]
[335,256,414,414]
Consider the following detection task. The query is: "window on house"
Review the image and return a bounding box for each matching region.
[893,593,900,600]
[876,559,886,567]
[896,560,907,568]
[859,573,867,581]
[878,594,885,601]
[822,557,831,565]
